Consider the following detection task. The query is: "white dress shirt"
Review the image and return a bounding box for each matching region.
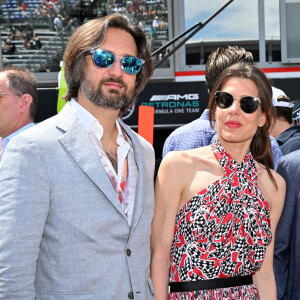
[69,99,137,225]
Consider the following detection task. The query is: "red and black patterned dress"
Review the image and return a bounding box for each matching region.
[168,141,272,300]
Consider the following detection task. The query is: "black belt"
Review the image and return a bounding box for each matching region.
[169,275,253,293]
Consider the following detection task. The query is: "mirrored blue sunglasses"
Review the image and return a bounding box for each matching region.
[86,48,145,75]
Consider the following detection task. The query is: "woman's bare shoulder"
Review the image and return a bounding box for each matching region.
[162,145,213,168]
[256,163,286,190]
[158,146,216,187]
[256,162,286,210]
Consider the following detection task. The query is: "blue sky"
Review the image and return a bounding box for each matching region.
[184,0,280,40]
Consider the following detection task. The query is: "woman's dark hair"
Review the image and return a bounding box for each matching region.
[208,63,277,188]
[63,14,153,114]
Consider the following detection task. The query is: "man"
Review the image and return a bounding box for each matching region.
[53,13,63,33]
[2,38,16,54]
[269,87,300,155]
[274,150,300,299]
[0,66,37,161]
[152,16,160,30]
[162,46,283,166]
[0,14,155,299]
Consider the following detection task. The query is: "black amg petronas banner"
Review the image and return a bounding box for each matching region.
[122,81,209,127]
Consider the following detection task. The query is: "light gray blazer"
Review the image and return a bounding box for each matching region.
[0,104,155,299]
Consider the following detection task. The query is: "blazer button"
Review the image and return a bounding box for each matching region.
[128,291,134,299]
[126,248,131,256]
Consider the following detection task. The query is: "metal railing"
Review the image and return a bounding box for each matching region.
[23,18,79,72]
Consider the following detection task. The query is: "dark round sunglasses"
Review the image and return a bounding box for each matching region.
[215,91,261,114]
[86,48,145,75]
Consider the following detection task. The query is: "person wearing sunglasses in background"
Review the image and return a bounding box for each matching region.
[269,87,300,155]
[151,63,285,299]
[162,46,283,168]
[0,14,155,299]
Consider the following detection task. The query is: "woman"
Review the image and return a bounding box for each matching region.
[151,63,286,299]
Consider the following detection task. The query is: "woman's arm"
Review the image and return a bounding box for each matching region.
[150,152,187,300]
[254,171,286,300]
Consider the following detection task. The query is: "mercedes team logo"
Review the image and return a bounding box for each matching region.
[122,104,135,120]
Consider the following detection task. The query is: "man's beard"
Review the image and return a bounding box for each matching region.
[79,76,135,110]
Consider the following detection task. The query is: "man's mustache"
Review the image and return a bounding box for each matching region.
[100,77,127,89]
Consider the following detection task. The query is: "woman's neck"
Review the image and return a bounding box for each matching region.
[217,137,251,164]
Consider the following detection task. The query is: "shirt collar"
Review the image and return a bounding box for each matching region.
[200,109,209,120]
[69,98,127,144]
[3,122,35,143]
[69,98,96,133]
[277,126,300,144]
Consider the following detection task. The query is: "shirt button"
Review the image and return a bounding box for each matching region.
[126,248,131,256]
[128,291,134,299]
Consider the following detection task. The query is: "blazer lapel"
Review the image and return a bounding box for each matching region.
[119,119,146,232]
[56,104,127,220]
